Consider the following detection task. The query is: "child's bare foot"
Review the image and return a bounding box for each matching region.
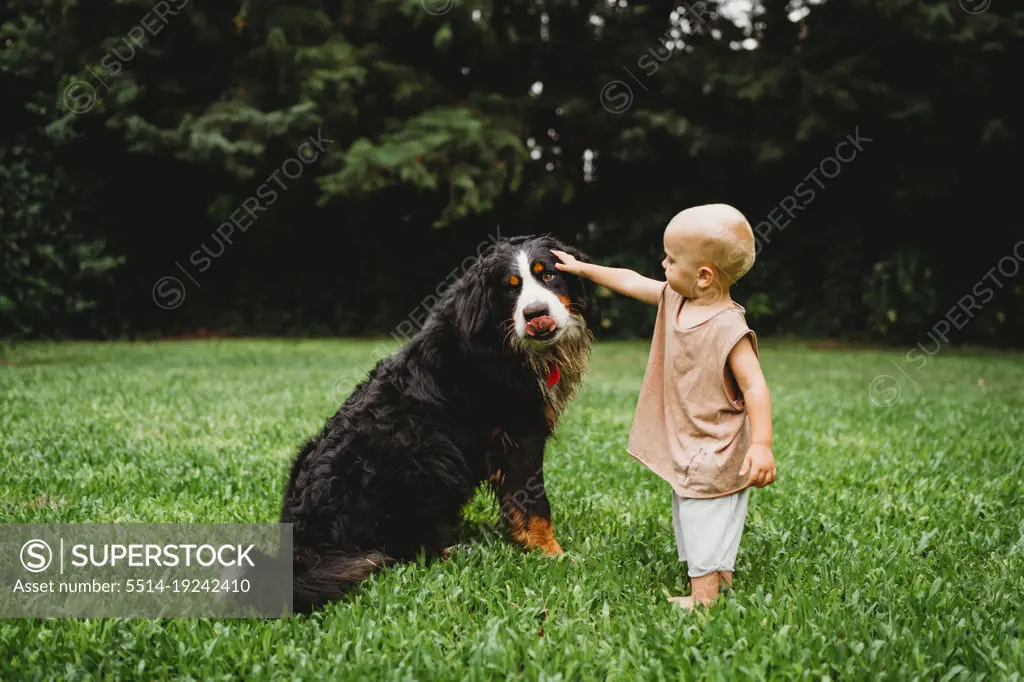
[667,595,696,610]
[669,572,728,610]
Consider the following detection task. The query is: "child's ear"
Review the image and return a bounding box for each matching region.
[699,265,727,305]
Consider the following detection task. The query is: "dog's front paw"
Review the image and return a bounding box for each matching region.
[535,538,563,556]
[523,516,564,556]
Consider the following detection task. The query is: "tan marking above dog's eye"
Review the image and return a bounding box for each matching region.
[509,275,520,287]
[533,263,544,274]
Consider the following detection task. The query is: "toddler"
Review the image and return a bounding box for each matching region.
[552,203,776,609]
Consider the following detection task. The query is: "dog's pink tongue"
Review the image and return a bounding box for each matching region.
[526,315,557,336]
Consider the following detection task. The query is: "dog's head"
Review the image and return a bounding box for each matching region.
[449,235,598,350]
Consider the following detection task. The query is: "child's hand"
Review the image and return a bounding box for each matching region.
[739,444,777,487]
[551,249,588,276]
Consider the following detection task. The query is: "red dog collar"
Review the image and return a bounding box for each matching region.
[546,363,560,387]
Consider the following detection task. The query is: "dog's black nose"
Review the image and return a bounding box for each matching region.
[523,303,549,321]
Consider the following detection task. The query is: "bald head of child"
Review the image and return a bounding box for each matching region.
[661,203,756,302]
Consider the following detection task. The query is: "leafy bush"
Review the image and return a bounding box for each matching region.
[0,143,123,339]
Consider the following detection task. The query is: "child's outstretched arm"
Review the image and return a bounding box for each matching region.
[551,250,664,305]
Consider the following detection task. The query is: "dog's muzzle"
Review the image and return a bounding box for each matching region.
[523,303,557,341]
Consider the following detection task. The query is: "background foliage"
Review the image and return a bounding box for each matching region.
[1,0,1021,345]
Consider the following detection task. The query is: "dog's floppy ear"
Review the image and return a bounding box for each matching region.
[451,260,495,343]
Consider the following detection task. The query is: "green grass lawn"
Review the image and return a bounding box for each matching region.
[1,338,1023,680]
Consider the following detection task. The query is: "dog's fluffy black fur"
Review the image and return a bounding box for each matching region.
[242,235,598,614]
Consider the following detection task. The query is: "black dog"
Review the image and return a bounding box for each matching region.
[249,235,598,614]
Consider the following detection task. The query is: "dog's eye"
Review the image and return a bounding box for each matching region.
[542,272,555,282]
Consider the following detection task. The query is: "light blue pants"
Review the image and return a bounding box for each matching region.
[671,487,750,578]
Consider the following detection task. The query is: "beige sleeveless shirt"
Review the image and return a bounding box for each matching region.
[626,283,758,499]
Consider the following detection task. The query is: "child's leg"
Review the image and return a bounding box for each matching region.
[668,490,697,607]
[668,488,750,610]
[668,572,721,609]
